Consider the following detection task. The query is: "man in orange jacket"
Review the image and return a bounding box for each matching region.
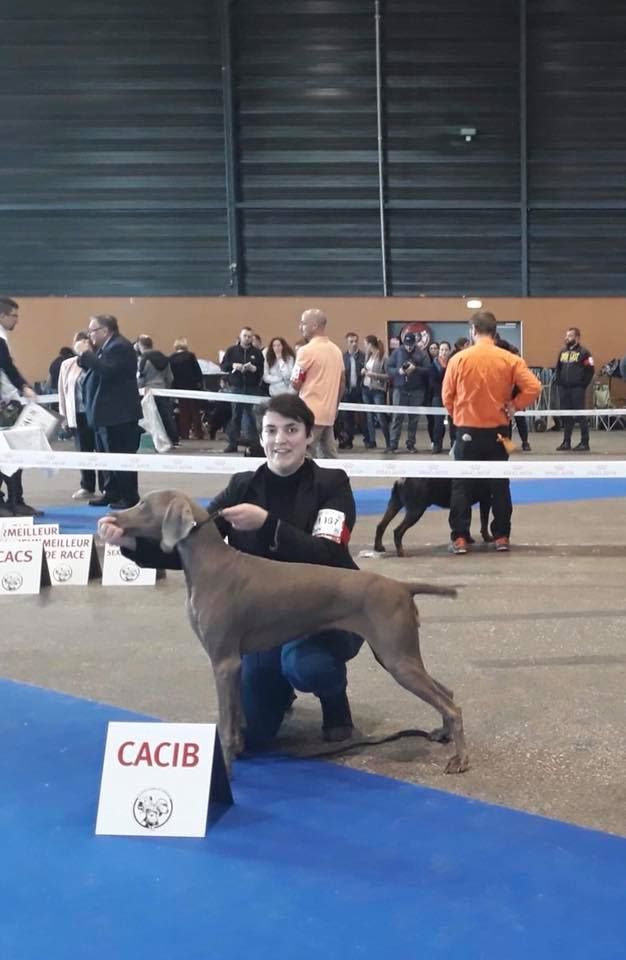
[442,311,541,554]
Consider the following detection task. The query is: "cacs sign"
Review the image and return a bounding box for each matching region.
[0,539,49,595]
[96,722,232,837]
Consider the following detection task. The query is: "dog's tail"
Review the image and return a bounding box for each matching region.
[406,582,457,598]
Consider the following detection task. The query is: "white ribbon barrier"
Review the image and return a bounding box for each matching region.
[2,446,626,480]
[35,388,625,419]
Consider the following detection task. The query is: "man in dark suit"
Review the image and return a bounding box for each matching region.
[76,314,142,509]
[337,331,366,449]
[0,296,43,517]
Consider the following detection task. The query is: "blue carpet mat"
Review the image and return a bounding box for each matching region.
[0,679,624,960]
[37,478,626,532]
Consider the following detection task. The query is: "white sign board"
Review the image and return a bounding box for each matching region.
[101,543,158,586]
[0,539,49,595]
[0,517,34,532]
[43,534,100,586]
[95,722,232,837]
[0,523,59,540]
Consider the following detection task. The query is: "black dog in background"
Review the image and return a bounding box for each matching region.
[374,478,493,556]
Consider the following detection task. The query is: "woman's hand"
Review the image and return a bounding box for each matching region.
[219,503,268,531]
[97,516,137,550]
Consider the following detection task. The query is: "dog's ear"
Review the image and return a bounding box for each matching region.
[160,497,196,552]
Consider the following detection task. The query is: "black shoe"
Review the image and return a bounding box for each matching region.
[223,444,238,453]
[406,445,416,453]
[89,496,113,507]
[108,500,137,511]
[432,443,443,454]
[320,690,353,742]
[556,442,571,451]
[573,442,590,452]
[521,441,531,451]
[11,502,44,517]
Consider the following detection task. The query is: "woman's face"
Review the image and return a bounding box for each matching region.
[439,343,451,361]
[429,343,439,358]
[261,411,311,476]
[272,339,283,357]
[365,339,376,355]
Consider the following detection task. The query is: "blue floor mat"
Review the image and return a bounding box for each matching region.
[38,478,626,532]
[0,679,624,960]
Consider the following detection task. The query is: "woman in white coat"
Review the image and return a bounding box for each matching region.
[58,331,103,499]
[263,337,296,396]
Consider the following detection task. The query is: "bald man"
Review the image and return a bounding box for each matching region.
[291,309,345,458]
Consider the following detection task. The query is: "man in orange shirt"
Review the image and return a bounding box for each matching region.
[291,308,345,457]
[442,311,541,554]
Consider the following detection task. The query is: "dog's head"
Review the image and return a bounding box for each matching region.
[110,490,211,552]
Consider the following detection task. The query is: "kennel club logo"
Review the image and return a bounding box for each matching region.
[1,573,23,592]
[119,563,140,583]
[133,788,173,830]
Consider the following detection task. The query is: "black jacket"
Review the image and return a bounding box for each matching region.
[124,459,358,572]
[221,343,265,394]
[343,349,366,394]
[169,350,203,390]
[554,343,594,389]
[0,338,27,395]
[387,345,431,391]
[77,333,142,429]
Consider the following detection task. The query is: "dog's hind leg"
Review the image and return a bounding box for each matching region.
[374,482,404,552]
[387,655,468,772]
[392,505,427,557]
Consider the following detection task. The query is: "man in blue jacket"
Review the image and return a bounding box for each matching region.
[76,314,142,509]
[386,332,431,453]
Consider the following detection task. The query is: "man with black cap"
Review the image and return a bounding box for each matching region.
[386,331,431,453]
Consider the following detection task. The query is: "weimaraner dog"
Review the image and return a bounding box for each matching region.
[110,490,468,775]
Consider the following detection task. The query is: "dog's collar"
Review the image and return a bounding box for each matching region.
[188,513,218,536]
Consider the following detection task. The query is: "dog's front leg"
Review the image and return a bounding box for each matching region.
[211,653,244,775]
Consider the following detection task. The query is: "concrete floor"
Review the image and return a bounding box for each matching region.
[2,428,625,837]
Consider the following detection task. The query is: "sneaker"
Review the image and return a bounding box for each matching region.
[72,487,93,500]
[495,537,510,552]
[521,441,531,452]
[89,496,112,507]
[320,690,353,742]
[449,537,468,555]
[406,445,417,453]
[573,442,590,452]
[223,444,238,453]
[556,441,571,451]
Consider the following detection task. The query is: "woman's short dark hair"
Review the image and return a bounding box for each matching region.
[255,393,315,436]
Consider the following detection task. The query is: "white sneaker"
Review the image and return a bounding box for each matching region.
[72,488,92,500]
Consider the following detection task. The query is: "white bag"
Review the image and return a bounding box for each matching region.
[140,393,173,454]
[14,401,60,440]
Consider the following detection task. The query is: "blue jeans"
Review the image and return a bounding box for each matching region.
[390,388,425,449]
[241,630,363,748]
[227,401,259,446]
[362,387,390,447]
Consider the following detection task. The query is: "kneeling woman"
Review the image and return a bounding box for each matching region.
[98,393,362,749]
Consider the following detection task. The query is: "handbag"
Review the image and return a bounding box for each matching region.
[0,399,22,429]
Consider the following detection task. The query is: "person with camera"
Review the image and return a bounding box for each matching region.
[220,326,265,453]
[98,393,362,750]
[386,331,431,453]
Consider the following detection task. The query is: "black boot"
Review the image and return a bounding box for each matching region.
[320,689,353,742]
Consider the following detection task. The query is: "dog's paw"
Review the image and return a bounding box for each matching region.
[444,753,470,774]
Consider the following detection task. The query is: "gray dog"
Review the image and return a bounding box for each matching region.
[111,490,468,775]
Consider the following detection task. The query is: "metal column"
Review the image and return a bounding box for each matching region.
[520,0,529,296]
[220,0,241,293]
[374,0,389,296]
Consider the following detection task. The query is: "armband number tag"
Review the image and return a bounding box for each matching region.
[312,508,346,544]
